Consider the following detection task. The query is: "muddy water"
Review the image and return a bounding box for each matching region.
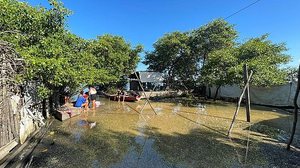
[30,98,296,168]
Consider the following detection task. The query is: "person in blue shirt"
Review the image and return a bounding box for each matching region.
[74,91,88,109]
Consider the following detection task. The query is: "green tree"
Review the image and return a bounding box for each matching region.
[190,18,238,67]
[0,0,70,47]
[236,34,291,86]
[0,0,72,103]
[88,34,142,80]
[201,48,238,100]
[201,34,291,100]
[22,31,113,92]
[144,19,238,90]
[1,0,142,108]
[144,32,195,89]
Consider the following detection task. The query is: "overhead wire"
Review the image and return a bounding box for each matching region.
[223,2,262,164]
[224,0,262,20]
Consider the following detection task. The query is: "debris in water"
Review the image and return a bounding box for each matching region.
[89,122,97,129]
[172,103,182,114]
[196,103,207,114]
[154,107,162,113]
[42,148,48,152]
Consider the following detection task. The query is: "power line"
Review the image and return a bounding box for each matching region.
[225,0,262,20]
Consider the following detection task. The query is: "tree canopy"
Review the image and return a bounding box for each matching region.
[143,32,195,88]
[144,19,291,94]
[236,34,290,86]
[190,18,238,66]
[0,0,143,99]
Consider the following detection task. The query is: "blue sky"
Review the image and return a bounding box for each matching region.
[26,0,300,71]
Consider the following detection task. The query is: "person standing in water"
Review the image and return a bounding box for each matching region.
[89,86,97,109]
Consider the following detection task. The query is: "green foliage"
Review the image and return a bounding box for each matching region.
[21,31,115,89]
[201,48,238,87]
[144,32,195,88]
[144,19,291,91]
[37,85,52,99]
[88,34,142,79]
[190,18,238,65]
[0,0,142,101]
[0,0,70,46]
[202,34,291,88]
[236,34,291,86]
[144,19,238,89]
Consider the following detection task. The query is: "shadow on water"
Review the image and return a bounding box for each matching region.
[30,125,246,167]
[175,113,227,136]
[29,98,300,168]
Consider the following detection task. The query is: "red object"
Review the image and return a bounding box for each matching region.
[83,94,89,99]
[66,109,73,117]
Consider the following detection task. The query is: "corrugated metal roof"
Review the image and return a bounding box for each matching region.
[138,72,164,83]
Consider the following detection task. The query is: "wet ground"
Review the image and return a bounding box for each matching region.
[30,98,300,168]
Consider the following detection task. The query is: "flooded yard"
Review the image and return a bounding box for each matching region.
[30,98,300,168]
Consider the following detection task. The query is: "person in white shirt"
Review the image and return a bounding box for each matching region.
[89,86,97,109]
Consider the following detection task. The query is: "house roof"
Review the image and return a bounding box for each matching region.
[130,71,164,83]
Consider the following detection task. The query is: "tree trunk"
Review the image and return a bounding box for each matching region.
[52,89,60,108]
[201,85,206,97]
[213,85,221,101]
[48,95,54,115]
[208,87,211,98]
[42,98,47,119]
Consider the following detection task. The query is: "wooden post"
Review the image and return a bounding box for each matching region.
[228,71,253,137]
[1,53,6,147]
[243,64,251,122]
[134,72,157,115]
[140,85,157,113]
[287,65,300,150]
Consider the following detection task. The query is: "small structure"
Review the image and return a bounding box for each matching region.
[54,106,81,121]
[128,71,165,91]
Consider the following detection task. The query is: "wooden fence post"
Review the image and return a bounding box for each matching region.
[134,72,157,115]
[228,71,253,137]
[243,64,251,122]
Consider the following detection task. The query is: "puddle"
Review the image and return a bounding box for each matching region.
[30,98,299,167]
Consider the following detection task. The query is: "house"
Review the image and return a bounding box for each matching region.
[128,71,165,91]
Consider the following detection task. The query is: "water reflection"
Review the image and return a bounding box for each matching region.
[30,98,294,168]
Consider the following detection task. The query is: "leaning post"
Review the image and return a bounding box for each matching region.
[134,72,157,115]
[228,71,253,137]
[243,64,251,122]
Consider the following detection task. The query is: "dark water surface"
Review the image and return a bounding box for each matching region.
[30,98,297,168]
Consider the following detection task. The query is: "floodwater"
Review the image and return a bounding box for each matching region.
[30,98,300,168]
